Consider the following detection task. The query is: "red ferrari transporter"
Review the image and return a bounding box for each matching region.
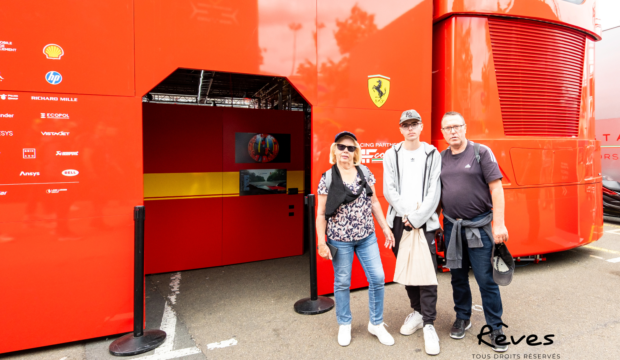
[431,1,604,256]
[0,0,602,354]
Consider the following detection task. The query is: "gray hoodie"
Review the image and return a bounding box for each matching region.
[383,141,441,231]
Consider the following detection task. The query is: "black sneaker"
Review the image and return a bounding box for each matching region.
[449,319,471,339]
[489,329,509,352]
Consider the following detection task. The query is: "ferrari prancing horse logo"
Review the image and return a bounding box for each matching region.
[368,75,390,108]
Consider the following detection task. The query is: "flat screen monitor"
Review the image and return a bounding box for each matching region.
[239,169,287,196]
[235,133,291,163]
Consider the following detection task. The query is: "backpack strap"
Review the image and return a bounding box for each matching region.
[359,164,371,181]
[324,169,332,190]
[324,165,371,192]
[441,143,480,163]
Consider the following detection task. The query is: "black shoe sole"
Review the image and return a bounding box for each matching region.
[449,322,472,339]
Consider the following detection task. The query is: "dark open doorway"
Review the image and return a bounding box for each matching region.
[141,69,312,275]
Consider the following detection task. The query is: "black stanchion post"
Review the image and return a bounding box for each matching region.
[109,206,166,356]
[294,194,335,315]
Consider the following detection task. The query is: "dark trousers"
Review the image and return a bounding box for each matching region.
[391,217,438,325]
[443,213,504,330]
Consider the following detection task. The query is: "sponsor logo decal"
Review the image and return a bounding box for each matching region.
[23,148,36,159]
[0,94,19,100]
[359,142,399,164]
[56,151,78,156]
[0,74,3,82]
[367,75,390,108]
[0,191,7,195]
[20,171,40,176]
[0,114,14,118]
[361,149,379,164]
[41,131,69,136]
[46,189,67,194]
[41,113,70,119]
[62,169,79,176]
[45,71,63,85]
[31,96,77,102]
[465,164,471,168]
[0,40,16,52]
[0,131,13,136]
[43,44,64,60]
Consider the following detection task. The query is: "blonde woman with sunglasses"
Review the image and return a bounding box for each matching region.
[315,131,395,347]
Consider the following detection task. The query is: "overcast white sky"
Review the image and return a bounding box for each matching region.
[599,0,620,30]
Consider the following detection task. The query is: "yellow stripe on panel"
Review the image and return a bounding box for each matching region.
[222,172,240,196]
[143,172,223,198]
[144,170,302,200]
[287,171,304,192]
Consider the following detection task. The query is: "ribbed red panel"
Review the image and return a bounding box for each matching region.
[489,17,586,137]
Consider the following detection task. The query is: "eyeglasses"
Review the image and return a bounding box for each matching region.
[336,144,356,152]
[400,122,421,130]
[441,124,465,133]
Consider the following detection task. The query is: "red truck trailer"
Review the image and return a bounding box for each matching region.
[0,0,602,353]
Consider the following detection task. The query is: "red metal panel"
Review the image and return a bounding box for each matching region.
[503,183,603,257]
[221,107,305,265]
[316,0,433,112]
[0,92,142,353]
[144,198,223,274]
[222,194,304,265]
[0,92,143,223]
[143,104,224,173]
[0,1,134,96]
[431,15,602,260]
[433,0,600,40]
[489,17,586,137]
[133,0,317,102]
[0,216,134,353]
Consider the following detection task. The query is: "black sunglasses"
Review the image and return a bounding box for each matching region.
[336,144,356,152]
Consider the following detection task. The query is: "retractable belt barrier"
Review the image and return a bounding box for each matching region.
[109,206,167,356]
[294,194,335,315]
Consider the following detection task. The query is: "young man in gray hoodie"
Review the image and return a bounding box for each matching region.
[383,109,442,356]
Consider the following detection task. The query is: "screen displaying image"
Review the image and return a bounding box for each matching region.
[235,133,291,163]
[239,169,287,196]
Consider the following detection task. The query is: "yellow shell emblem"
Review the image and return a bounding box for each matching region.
[368,75,390,108]
[43,44,64,60]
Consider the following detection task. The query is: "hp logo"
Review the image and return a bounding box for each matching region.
[45,71,62,85]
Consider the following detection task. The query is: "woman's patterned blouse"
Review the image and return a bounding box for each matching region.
[317,169,376,242]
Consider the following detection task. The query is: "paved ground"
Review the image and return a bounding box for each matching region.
[4,223,620,360]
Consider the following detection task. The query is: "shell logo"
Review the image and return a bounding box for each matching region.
[62,169,79,177]
[43,44,64,60]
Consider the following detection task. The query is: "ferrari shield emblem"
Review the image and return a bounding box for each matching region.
[368,75,390,108]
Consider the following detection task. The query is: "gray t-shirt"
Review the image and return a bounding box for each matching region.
[440,141,502,219]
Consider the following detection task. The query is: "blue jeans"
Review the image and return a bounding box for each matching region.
[328,232,385,326]
[443,212,504,330]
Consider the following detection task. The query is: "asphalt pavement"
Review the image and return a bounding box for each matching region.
[4,223,620,360]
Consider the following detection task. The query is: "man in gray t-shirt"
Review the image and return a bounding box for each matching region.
[439,111,509,353]
[441,140,502,219]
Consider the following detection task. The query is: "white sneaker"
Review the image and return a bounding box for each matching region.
[338,324,351,346]
[423,324,440,355]
[368,322,395,346]
[400,311,424,335]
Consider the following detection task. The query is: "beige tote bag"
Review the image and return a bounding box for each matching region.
[393,228,438,286]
